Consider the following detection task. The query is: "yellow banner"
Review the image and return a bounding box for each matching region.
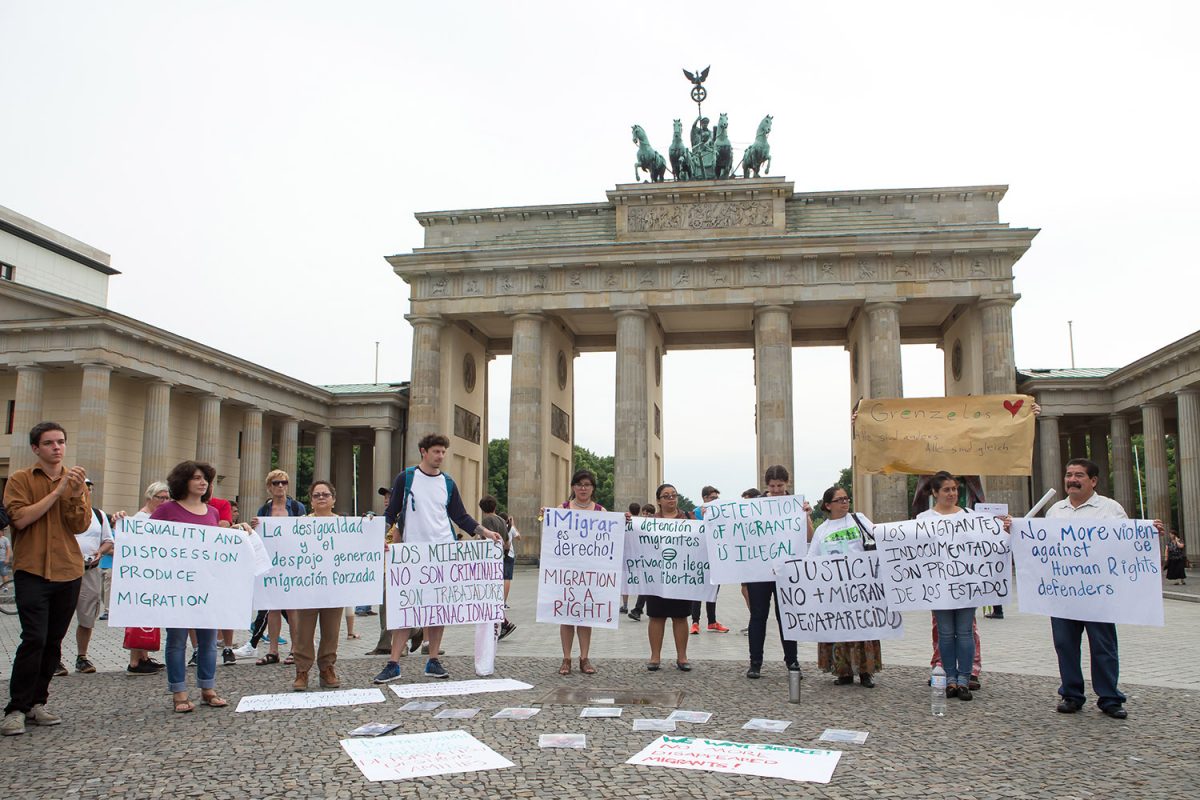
[853,395,1035,476]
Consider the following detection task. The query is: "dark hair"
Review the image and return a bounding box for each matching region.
[701,485,719,500]
[570,469,597,487]
[311,480,336,496]
[417,433,450,452]
[641,504,656,515]
[820,485,849,513]
[628,501,642,516]
[1065,458,1099,479]
[377,486,391,497]
[479,495,498,514]
[230,500,238,508]
[742,488,762,499]
[929,471,958,492]
[29,421,66,447]
[764,465,789,484]
[166,461,216,502]
[655,483,676,500]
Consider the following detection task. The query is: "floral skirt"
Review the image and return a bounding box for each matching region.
[817,640,883,677]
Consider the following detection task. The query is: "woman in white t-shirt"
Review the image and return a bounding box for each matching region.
[809,485,882,688]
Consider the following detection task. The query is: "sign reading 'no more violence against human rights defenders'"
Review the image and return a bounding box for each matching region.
[624,516,718,602]
[538,508,626,629]
[853,394,1036,476]
[385,539,506,630]
[253,516,385,609]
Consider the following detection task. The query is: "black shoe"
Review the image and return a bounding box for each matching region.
[957,686,973,701]
[834,676,854,685]
[968,676,981,690]
[619,606,628,614]
[627,610,642,621]
[785,661,802,677]
[746,663,762,679]
[1056,699,1083,714]
[222,647,236,665]
[984,612,1004,619]
[1102,705,1128,719]
[140,657,165,672]
[498,622,516,641]
[75,656,96,674]
[127,660,159,676]
[859,673,875,688]
[187,652,197,668]
[53,662,68,677]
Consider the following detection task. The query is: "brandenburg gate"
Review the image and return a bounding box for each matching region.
[387,176,1038,556]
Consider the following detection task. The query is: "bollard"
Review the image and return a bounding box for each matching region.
[788,669,801,703]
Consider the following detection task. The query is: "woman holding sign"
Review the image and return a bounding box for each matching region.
[645,484,694,672]
[556,470,605,676]
[810,486,882,688]
[288,480,343,692]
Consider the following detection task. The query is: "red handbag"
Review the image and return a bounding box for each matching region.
[122,627,161,651]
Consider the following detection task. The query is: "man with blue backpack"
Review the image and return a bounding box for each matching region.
[373,433,501,683]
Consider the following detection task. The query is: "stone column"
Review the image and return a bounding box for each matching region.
[508,313,545,556]
[356,440,374,515]
[1110,413,1135,515]
[261,417,275,479]
[1178,389,1200,555]
[238,408,264,517]
[279,417,299,484]
[333,436,355,515]
[373,427,393,513]
[140,381,173,494]
[1038,415,1063,502]
[1141,403,1170,524]
[77,364,112,505]
[196,394,222,466]
[866,302,907,522]
[10,366,45,461]
[979,297,1026,513]
[405,316,444,466]
[1090,423,1110,496]
[313,427,332,482]
[753,305,794,483]
[614,309,649,511]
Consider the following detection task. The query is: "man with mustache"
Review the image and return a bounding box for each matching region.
[1045,458,1165,720]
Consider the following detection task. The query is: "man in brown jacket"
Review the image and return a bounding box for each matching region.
[1,422,91,736]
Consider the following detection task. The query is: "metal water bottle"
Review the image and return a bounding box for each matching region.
[788,668,802,704]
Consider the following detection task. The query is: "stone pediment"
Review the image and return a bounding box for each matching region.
[606,177,791,241]
[0,280,99,321]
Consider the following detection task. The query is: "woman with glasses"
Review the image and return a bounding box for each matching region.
[249,470,306,667]
[556,470,605,676]
[288,480,343,691]
[645,484,695,672]
[810,485,882,688]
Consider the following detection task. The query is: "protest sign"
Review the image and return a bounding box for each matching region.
[1012,518,1163,626]
[624,517,717,602]
[537,508,626,628]
[853,394,1035,476]
[385,539,504,630]
[492,708,540,720]
[776,552,904,642]
[873,514,1011,610]
[386,678,533,699]
[108,518,256,629]
[340,730,513,782]
[235,688,386,713]
[626,736,842,784]
[253,516,384,609]
[702,495,808,583]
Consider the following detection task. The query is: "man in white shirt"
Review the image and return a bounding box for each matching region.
[1045,458,1164,720]
[71,481,113,675]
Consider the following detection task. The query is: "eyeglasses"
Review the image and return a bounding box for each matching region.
[311,492,333,499]
[152,494,170,501]
[831,497,851,503]
[658,493,678,501]
[573,483,593,489]
[270,480,289,487]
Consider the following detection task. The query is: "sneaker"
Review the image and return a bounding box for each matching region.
[187,652,197,668]
[424,659,449,679]
[142,657,165,671]
[1,711,25,736]
[739,627,749,635]
[127,660,159,676]
[707,622,730,633]
[372,661,402,684]
[627,609,642,622]
[53,662,68,677]
[25,704,61,726]
[97,612,108,621]
[746,663,762,679]
[222,647,236,665]
[75,656,96,674]
[689,622,700,635]
[276,636,288,645]
[498,622,517,641]
[232,642,257,659]
[619,605,628,614]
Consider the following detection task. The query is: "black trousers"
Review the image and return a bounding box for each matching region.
[248,609,290,648]
[746,580,797,666]
[690,601,717,625]
[6,571,81,714]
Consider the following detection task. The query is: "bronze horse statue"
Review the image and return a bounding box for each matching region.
[669,119,691,181]
[714,112,733,179]
[632,124,667,183]
[742,114,772,178]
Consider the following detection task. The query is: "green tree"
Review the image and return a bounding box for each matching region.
[485,438,618,512]
[571,444,615,511]
[487,439,510,515]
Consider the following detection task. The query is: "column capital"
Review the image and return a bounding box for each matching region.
[1140,400,1166,411]
[753,303,792,316]
[864,300,905,314]
[613,307,650,320]
[404,315,445,328]
[978,294,1020,310]
[510,312,546,324]
[13,364,45,374]
[372,425,395,433]
[1038,412,1062,420]
[1175,387,1200,399]
[80,362,114,374]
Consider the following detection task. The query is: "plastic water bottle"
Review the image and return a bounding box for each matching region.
[930,666,947,717]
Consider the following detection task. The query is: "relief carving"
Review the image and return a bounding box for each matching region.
[568,271,583,288]
[453,405,481,445]
[674,269,690,286]
[532,273,547,290]
[431,277,448,296]
[857,260,875,280]
[627,200,773,232]
[708,267,727,285]
[551,404,571,443]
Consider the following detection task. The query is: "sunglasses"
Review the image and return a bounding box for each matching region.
[270,480,289,487]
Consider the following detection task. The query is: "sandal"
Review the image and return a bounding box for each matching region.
[676,661,692,672]
[255,653,280,666]
[346,632,360,640]
[283,653,295,666]
[200,691,228,708]
[646,662,661,672]
[558,658,572,676]
[173,696,195,713]
[579,658,596,675]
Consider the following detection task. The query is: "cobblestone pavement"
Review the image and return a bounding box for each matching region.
[2,567,1198,798]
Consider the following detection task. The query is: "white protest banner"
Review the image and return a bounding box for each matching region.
[386,678,533,699]
[623,517,717,602]
[776,552,904,642]
[1012,518,1163,626]
[340,730,513,782]
[253,516,384,609]
[537,507,625,628]
[626,736,842,784]
[109,518,255,629]
[385,539,504,630]
[702,495,808,583]
[236,688,386,713]
[873,514,1011,610]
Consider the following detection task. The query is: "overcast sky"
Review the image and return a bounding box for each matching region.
[3,2,1197,502]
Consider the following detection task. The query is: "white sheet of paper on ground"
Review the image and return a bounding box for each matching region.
[340,729,513,782]
[665,710,712,724]
[434,708,480,719]
[539,734,586,749]
[492,707,540,719]
[819,728,869,744]
[398,701,445,712]
[580,707,622,718]
[627,736,842,784]
[349,722,400,737]
[386,678,533,699]
[588,697,615,704]
[633,719,677,732]
[235,687,386,713]
[743,718,792,732]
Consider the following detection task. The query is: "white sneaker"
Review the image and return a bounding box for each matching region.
[232,643,257,659]
[25,704,61,726]
[1,711,25,736]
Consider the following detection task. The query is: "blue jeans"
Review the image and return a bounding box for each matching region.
[934,608,975,685]
[1051,617,1125,710]
[166,628,216,693]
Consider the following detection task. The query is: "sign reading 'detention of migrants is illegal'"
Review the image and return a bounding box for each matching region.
[702,495,808,583]
[385,540,505,630]
[537,508,626,629]
[253,516,384,609]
